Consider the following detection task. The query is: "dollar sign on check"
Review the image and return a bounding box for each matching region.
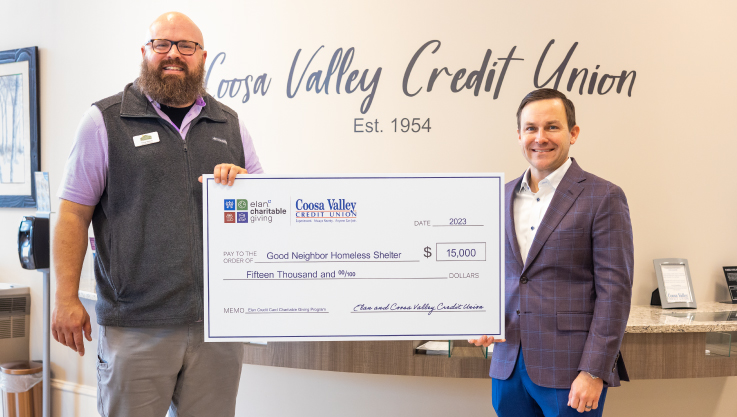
[423,246,432,258]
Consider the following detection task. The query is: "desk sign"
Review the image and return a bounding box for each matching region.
[202,174,504,342]
[653,258,697,309]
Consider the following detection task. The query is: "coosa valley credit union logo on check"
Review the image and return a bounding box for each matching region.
[223,198,286,224]
[295,199,357,223]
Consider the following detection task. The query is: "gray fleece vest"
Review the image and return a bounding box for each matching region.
[92,82,245,327]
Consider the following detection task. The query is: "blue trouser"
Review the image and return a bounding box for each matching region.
[492,349,608,417]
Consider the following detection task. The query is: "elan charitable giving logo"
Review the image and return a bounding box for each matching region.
[224,199,248,223]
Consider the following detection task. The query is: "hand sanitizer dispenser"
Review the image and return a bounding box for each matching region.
[18,216,49,270]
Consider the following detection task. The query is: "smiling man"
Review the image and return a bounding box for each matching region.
[52,12,262,417]
[471,89,633,416]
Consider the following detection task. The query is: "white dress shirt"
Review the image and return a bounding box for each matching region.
[514,158,572,266]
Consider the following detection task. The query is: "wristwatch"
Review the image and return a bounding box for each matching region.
[586,372,599,380]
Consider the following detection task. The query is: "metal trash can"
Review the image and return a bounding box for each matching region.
[0,361,43,417]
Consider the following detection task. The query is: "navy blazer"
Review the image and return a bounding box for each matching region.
[489,158,634,388]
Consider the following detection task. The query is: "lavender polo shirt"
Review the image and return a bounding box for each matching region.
[59,96,264,206]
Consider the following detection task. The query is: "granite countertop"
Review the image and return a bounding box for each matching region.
[626,302,737,333]
[78,276,97,301]
[74,290,737,334]
[78,290,97,301]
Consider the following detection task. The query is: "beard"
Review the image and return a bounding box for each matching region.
[137,56,206,107]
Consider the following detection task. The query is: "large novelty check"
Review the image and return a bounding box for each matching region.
[203,174,504,342]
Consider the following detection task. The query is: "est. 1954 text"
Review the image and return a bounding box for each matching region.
[354,118,431,133]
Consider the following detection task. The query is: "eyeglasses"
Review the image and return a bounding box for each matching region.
[146,39,203,56]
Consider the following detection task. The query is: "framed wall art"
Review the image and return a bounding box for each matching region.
[0,46,39,208]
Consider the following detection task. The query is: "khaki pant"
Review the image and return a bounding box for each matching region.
[96,322,244,417]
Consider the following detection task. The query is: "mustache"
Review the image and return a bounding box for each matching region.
[157,58,189,73]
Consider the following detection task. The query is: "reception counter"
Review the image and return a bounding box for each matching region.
[78,289,737,379]
[619,302,737,379]
[241,302,737,379]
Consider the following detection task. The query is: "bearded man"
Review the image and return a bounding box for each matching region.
[52,12,262,417]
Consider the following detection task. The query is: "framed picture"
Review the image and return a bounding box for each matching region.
[0,46,39,208]
[653,258,697,309]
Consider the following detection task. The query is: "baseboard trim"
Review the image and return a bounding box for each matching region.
[50,378,97,398]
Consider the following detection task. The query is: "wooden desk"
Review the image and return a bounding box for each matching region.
[243,302,737,379]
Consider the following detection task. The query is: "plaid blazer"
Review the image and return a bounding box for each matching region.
[489,158,634,388]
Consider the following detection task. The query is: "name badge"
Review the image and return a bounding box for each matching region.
[132,132,160,147]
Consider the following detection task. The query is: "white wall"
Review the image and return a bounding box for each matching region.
[0,0,736,416]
